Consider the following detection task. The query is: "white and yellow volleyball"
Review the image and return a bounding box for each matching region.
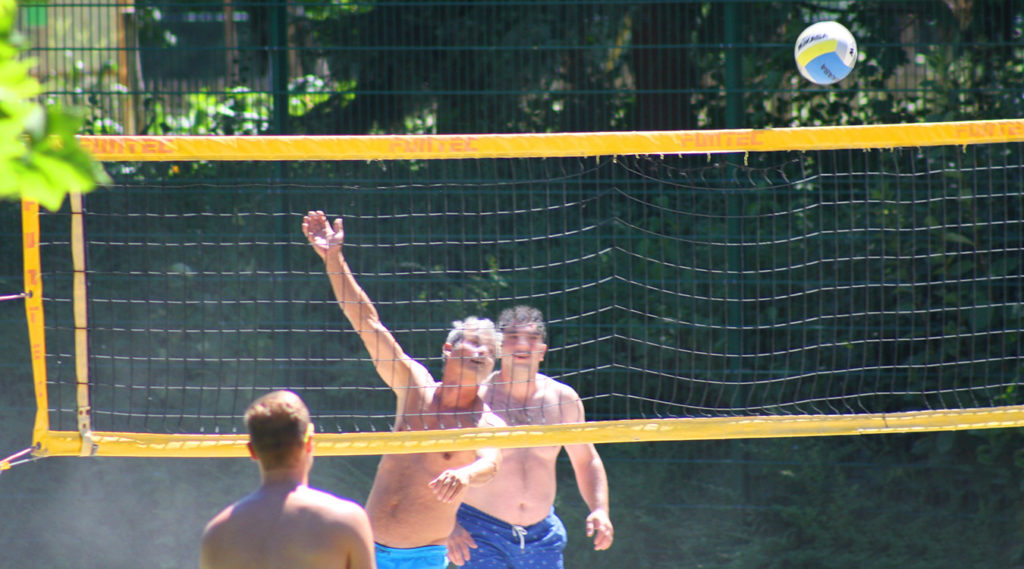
[794,21,857,85]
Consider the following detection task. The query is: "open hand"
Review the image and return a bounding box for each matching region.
[301,210,344,261]
[429,468,470,503]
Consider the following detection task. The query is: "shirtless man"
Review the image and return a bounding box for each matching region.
[200,390,376,569]
[303,210,505,569]
[448,306,613,569]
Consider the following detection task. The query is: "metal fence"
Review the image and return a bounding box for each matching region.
[18,0,1024,136]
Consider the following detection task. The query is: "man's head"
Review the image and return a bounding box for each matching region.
[443,316,499,378]
[245,390,313,469]
[496,306,548,375]
[497,305,547,342]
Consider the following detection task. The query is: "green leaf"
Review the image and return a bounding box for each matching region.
[0,59,40,98]
[0,131,23,159]
[0,4,106,208]
[942,231,974,247]
[14,166,67,211]
[0,161,16,198]
[31,152,95,192]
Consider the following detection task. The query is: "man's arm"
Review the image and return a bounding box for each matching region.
[198,509,230,569]
[335,502,377,569]
[558,385,614,551]
[429,445,502,503]
[429,411,505,502]
[303,211,430,392]
[565,441,613,550]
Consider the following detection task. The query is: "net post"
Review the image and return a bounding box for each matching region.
[70,192,96,457]
[21,199,51,453]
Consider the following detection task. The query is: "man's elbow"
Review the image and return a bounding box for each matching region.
[472,451,501,485]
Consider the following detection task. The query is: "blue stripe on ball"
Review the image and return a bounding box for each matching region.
[804,52,853,85]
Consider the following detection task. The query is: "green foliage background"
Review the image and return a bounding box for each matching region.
[2,1,1024,568]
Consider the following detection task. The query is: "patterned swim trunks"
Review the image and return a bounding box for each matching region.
[455,504,567,569]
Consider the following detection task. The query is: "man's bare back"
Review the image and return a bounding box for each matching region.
[200,391,376,569]
[203,483,374,569]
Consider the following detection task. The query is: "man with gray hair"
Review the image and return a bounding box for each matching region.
[303,210,505,569]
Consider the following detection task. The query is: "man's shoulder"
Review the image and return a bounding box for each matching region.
[402,357,440,388]
[204,490,259,533]
[537,373,581,398]
[299,487,370,524]
[303,486,363,507]
[201,504,234,538]
[479,406,508,428]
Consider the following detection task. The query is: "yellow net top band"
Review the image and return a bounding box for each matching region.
[79,119,1024,162]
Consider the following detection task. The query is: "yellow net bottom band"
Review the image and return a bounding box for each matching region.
[34,405,1024,458]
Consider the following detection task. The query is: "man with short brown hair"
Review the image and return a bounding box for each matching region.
[448,306,613,569]
[200,390,376,569]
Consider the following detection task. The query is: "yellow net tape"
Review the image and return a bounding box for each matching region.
[79,119,1024,162]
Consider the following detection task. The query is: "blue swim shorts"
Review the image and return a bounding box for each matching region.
[375,543,449,569]
[455,503,567,569]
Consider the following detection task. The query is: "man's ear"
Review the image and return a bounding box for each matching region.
[442,342,454,359]
[247,442,258,461]
[304,423,315,453]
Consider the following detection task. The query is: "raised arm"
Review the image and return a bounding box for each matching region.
[303,210,430,392]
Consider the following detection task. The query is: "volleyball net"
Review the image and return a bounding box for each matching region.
[13,119,1024,461]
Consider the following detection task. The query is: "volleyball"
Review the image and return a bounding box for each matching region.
[794,21,857,85]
